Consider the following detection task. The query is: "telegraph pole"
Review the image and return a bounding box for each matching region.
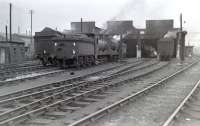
[81,18,83,33]
[30,10,33,44]
[29,10,34,58]
[180,13,182,32]
[9,3,12,41]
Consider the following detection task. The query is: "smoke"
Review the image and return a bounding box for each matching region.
[109,0,177,28]
[111,0,147,20]
[164,31,178,39]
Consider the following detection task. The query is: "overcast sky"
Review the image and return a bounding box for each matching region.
[0,0,200,45]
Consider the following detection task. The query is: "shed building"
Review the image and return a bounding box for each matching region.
[71,21,101,34]
[146,20,174,38]
[0,41,25,64]
[124,33,158,58]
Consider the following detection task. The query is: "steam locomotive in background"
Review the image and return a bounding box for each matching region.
[34,28,125,67]
[157,31,178,61]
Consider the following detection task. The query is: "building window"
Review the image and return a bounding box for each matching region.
[13,48,16,54]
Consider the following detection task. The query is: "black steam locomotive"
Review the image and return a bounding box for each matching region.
[34,28,121,67]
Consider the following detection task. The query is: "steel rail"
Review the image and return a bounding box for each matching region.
[0,65,58,82]
[0,61,165,125]
[0,60,145,101]
[0,61,39,71]
[0,64,44,75]
[68,61,198,126]
[0,61,159,122]
[162,78,200,126]
[0,60,157,106]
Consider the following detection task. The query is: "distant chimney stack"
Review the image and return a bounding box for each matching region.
[5,25,8,41]
[81,18,83,33]
[18,26,20,34]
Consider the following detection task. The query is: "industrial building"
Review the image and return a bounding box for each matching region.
[12,34,34,59]
[71,21,102,34]
[124,33,158,58]
[0,33,33,60]
[0,41,25,64]
[124,19,178,58]
[146,19,174,37]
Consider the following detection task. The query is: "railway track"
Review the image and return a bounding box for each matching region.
[0,61,39,71]
[68,60,198,126]
[0,59,143,87]
[162,78,200,126]
[0,59,145,98]
[0,64,57,80]
[0,60,166,126]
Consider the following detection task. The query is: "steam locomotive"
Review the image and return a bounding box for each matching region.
[157,31,178,61]
[34,28,124,67]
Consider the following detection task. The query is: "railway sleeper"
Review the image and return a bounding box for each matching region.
[0,107,13,114]
[67,101,89,108]
[182,109,200,119]
[88,94,106,99]
[79,97,100,102]
[26,118,52,125]
[0,60,162,124]
[59,106,81,112]
[43,111,66,119]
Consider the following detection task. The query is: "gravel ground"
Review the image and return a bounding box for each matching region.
[0,59,139,97]
[171,84,200,126]
[88,57,200,126]
[3,67,63,81]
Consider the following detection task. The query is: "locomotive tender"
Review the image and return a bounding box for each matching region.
[53,34,95,67]
[157,38,175,61]
[157,31,178,61]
